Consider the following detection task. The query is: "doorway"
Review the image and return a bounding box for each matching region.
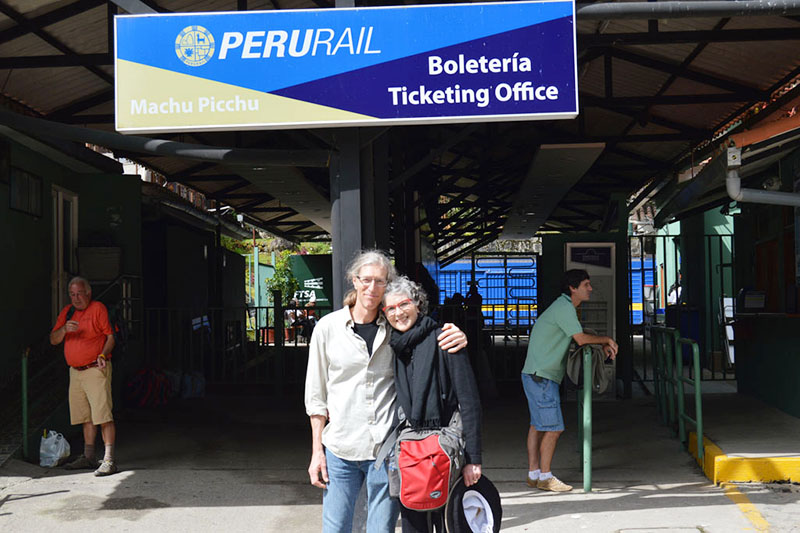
[51,186,78,320]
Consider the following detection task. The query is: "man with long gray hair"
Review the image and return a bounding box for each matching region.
[305,250,467,532]
[50,276,118,476]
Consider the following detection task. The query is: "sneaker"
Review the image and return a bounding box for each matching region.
[526,477,539,488]
[64,455,98,470]
[94,460,118,477]
[537,476,573,492]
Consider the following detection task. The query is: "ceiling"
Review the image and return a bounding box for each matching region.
[1,0,799,264]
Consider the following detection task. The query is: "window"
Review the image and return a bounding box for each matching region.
[9,167,42,216]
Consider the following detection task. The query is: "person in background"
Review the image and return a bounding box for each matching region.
[49,276,118,476]
[521,269,617,492]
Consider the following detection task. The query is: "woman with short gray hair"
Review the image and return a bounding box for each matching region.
[383,276,482,532]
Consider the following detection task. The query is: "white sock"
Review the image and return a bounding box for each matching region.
[540,471,553,480]
[104,444,114,462]
[528,469,541,480]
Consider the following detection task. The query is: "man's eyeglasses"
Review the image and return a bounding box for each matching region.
[356,276,388,287]
[382,298,414,316]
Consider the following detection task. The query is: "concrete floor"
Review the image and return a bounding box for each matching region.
[1,389,799,532]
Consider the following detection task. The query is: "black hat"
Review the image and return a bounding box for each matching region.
[445,475,502,533]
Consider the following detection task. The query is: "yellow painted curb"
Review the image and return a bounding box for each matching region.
[688,431,800,484]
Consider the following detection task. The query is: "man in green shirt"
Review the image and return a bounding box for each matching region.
[521,269,618,492]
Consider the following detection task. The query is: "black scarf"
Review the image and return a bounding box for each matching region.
[390,315,442,428]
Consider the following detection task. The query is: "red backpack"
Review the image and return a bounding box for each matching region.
[393,411,465,511]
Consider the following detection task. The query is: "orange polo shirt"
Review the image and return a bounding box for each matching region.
[52,300,113,367]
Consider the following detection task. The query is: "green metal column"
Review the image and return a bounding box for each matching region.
[693,340,704,461]
[21,348,29,461]
[582,346,592,492]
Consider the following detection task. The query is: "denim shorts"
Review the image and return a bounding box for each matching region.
[521,373,565,431]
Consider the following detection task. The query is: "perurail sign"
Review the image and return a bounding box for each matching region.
[115,1,577,133]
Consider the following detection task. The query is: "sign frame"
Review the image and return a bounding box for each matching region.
[114,1,579,133]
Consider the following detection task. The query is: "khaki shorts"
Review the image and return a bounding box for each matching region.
[69,362,113,425]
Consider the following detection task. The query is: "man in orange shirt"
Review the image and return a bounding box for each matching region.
[50,277,118,476]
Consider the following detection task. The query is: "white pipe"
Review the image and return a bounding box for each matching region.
[578,1,800,20]
[160,199,251,239]
[726,169,800,207]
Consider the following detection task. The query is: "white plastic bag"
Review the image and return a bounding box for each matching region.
[39,429,70,467]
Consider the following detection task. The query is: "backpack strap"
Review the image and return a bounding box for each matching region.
[374,406,407,468]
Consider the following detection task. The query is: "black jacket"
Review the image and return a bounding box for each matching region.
[393,323,482,465]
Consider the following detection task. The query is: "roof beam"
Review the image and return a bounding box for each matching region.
[580,28,800,47]
[390,124,479,192]
[109,0,159,14]
[212,192,269,200]
[0,0,106,45]
[274,221,316,229]
[0,2,112,85]
[231,197,274,212]
[47,89,113,120]
[58,114,114,124]
[605,48,762,97]
[247,206,296,213]
[176,174,243,183]
[583,92,751,107]
[589,106,710,138]
[436,220,504,254]
[439,227,504,265]
[0,54,112,69]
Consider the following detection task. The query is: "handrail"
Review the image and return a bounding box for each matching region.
[94,273,142,302]
[650,327,703,459]
[582,345,592,492]
[576,345,593,492]
[651,326,679,432]
[20,343,66,462]
[675,338,704,461]
[21,348,28,461]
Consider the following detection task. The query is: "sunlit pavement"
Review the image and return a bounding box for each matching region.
[1,394,798,532]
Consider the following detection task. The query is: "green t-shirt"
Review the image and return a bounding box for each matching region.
[521,294,583,384]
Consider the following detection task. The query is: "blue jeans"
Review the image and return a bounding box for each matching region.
[323,449,400,533]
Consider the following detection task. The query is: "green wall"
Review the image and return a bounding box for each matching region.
[731,147,800,417]
[290,254,333,308]
[78,173,142,276]
[736,316,800,418]
[0,139,137,388]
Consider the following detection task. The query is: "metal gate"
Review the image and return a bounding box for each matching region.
[437,252,538,383]
[628,234,735,384]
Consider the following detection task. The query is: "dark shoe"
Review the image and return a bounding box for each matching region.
[94,460,118,476]
[64,456,98,470]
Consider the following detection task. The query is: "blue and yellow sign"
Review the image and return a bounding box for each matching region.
[115,1,577,133]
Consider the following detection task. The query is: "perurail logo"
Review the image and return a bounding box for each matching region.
[175,26,215,66]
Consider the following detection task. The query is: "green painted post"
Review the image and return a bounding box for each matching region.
[576,388,583,453]
[582,346,592,493]
[253,247,260,309]
[676,338,703,460]
[674,335,686,447]
[665,328,678,431]
[21,348,29,461]
[652,327,663,418]
[691,341,704,461]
